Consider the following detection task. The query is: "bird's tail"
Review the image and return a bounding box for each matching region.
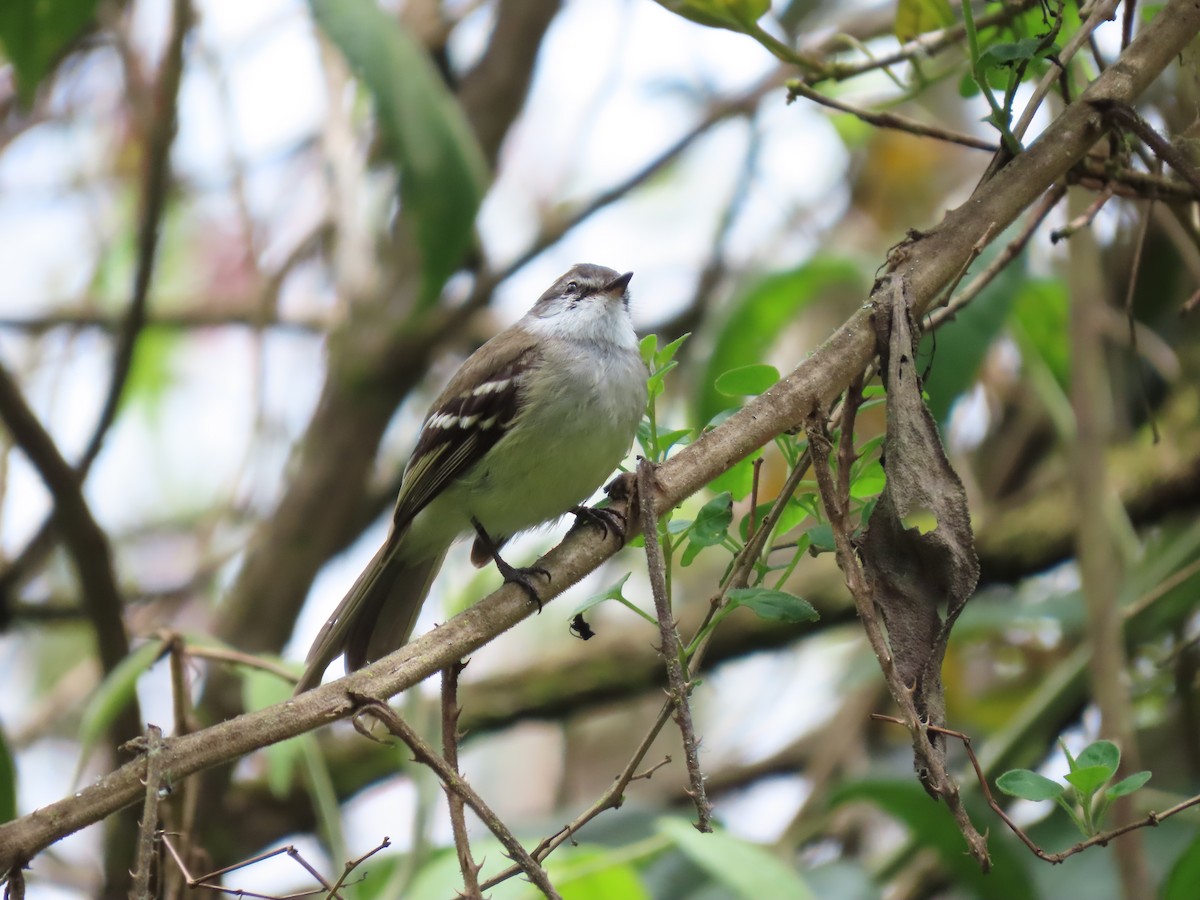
[294,531,447,694]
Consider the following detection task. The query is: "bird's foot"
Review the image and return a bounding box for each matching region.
[569,504,627,544]
[493,556,551,611]
[472,516,550,611]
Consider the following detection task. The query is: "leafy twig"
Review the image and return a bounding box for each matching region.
[873,715,1200,863]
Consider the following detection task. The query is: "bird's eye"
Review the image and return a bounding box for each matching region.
[565,281,579,294]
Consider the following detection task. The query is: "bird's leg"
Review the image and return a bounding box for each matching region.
[569,505,627,543]
[470,517,550,610]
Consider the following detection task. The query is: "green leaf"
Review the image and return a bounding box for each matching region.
[656,332,691,368]
[1075,740,1120,777]
[1063,765,1112,797]
[714,364,780,398]
[121,326,180,420]
[708,452,760,501]
[1011,278,1069,387]
[806,522,836,552]
[1103,771,1150,800]
[849,459,885,498]
[0,726,15,824]
[696,259,863,424]
[658,817,816,900]
[77,640,165,780]
[654,0,770,32]
[690,492,733,547]
[1164,833,1200,900]
[572,573,633,616]
[312,0,489,307]
[995,769,1064,801]
[639,333,659,365]
[243,663,307,798]
[552,847,651,900]
[0,0,100,105]
[727,587,819,624]
[894,0,954,43]
[978,37,1056,68]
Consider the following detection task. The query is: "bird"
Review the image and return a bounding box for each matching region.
[294,263,648,693]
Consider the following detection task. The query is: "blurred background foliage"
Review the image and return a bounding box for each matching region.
[0,0,1198,898]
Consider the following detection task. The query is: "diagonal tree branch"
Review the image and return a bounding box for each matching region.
[2,0,1198,874]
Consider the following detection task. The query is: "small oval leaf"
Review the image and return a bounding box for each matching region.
[995,769,1064,802]
[1104,771,1151,800]
[1063,764,1112,797]
[727,587,819,624]
[1075,740,1120,777]
[714,364,780,398]
[690,492,734,547]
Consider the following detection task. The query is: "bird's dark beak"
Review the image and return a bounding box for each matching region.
[603,271,633,295]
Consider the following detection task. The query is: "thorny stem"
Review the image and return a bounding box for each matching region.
[638,459,713,831]
[442,663,482,899]
[353,699,561,900]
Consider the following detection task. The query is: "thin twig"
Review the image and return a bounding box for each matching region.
[353,699,561,900]
[787,80,1000,152]
[322,838,392,899]
[1011,0,1120,143]
[1096,102,1200,197]
[479,703,677,893]
[161,833,347,898]
[129,726,166,900]
[442,663,482,899]
[1050,186,1114,242]
[1123,192,1160,442]
[638,459,712,831]
[927,183,1066,331]
[181,643,302,683]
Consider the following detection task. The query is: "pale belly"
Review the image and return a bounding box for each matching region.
[402,350,644,558]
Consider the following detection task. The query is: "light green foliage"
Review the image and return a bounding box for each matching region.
[713,363,780,398]
[1164,834,1200,900]
[653,0,770,32]
[695,258,862,425]
[997,740,1151,837]
[894,0,955,43]
[311,0,489,308]
[658,816,816,900]
[405,840,652,900]
[725,586,818,623]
